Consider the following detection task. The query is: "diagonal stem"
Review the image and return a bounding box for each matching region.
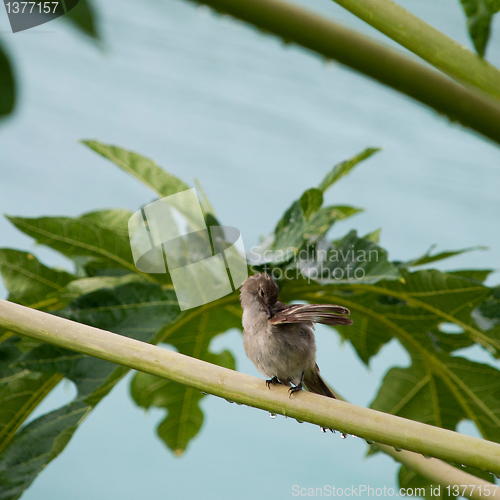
[377,444,499,500]
[185,0,500,146]
[330,389,499,499]
[328,0,500,100]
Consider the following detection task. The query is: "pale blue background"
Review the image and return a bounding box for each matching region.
[0,0,499,498]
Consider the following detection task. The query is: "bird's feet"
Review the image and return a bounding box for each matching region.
[288,382,303,398]
[288,371,305,398]
[266,376,282,389]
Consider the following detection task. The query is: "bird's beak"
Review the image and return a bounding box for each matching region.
[258,295,272,318]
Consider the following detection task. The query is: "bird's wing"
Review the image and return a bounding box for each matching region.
[269,303,353,326]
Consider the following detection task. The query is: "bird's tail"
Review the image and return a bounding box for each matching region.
[304,367,336,399]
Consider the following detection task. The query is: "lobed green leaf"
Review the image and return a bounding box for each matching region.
[459,0,500,57]
[0,249,75,308]
[64,0,99,39]
[131,293,241,455]
[82,141,190,198]
[6,212,137,275]
[0,42,15,120]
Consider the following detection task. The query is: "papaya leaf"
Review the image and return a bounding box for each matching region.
[0,400,91,500]
[58,274,149,303]
[294,230,401,287]
[299,188,323,218]
[459,0,500,57]
[132,372,206,456]
[318,147,380,192]
[194,178,217,220]
[0,42,16,120]
[371,354,500,443]
[64,0,99,39]
[0,251,81,461]
[79,209,131,236]
[82,141,190,198]
[280,279,411,364]
[273,189,323,254]
[472,288,500,345]
[426,327,475,354]
[63,0,99,39]
[131,292,241,455]
[351,269,500,356]
[270,148,379,257]
[475,287,500,322]
[371,360,462,432]
[0,282,181,500]
[79,258,135,278]
[5,212,137,275]
[80,142,218,235]
[0,335,63,464]
[131,348,234,456]
[362,228,381,244]
[0,249,75,309]
[449,269,493,283]
[303,206,364,241]
[402,244,487,268]
[289,269,497,363]
[0,254,88,490]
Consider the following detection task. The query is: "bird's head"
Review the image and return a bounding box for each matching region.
[240,273,279,317]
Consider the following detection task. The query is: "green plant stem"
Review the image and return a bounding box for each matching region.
[187,0,500,146]
[1,299,500,475]
[331,388,499,499]
[377,444,500,499]
[328,0,500,100]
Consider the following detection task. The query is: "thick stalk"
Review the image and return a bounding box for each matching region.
[186,0,500,146]
[1,299,500,477]
[331,388,500,499]
[328,0,500,100]
[377,445,500,500]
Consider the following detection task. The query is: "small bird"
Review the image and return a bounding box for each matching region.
[240,273,353,398]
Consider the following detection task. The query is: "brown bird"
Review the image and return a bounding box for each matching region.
[240,273,352,398]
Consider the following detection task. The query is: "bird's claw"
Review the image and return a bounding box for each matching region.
[288,383,303,398]
[266,376,282,389]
